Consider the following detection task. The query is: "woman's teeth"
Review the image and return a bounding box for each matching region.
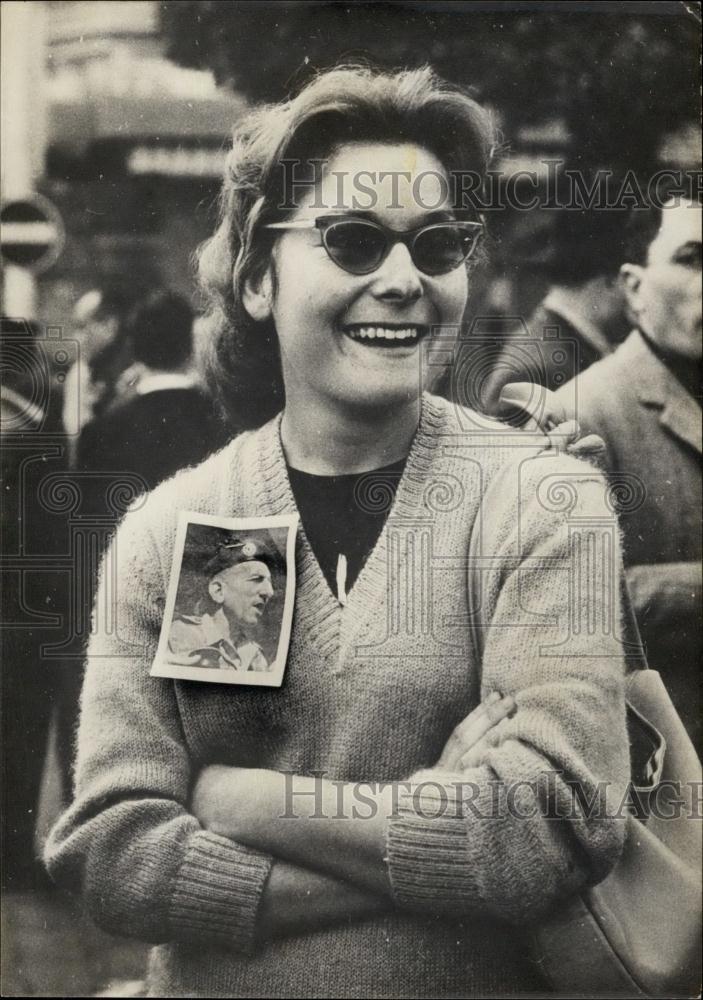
[345,325,422,343]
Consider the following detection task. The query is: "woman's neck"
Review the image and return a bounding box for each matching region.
[280,393,422,475]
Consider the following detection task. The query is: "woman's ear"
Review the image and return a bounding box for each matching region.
[242,268,273,322]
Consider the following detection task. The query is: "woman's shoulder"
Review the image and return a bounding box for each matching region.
[478,445,613,565]
[422,391,545,485]
[422,392,611,533]
[423,391,540,464]
[423,391,512,439]
[424,391,608,481]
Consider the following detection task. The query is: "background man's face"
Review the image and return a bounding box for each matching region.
[73,290,119,360]
[623,201,702,360]
[209,560,274,627]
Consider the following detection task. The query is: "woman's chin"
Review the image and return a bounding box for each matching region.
[330,379,427,414]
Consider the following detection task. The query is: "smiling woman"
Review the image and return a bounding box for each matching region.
[197,65,491,435]
[252,142,471,446]
[45,66,630,999]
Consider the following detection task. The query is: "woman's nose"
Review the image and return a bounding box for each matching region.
[370,241,423,302]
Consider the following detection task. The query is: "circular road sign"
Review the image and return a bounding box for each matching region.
[0,194,64,272]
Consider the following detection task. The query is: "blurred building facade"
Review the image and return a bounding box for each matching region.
[3,1,697,331]
[33,1,247,327]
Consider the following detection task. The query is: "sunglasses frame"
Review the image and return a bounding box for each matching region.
[263,215,484,276]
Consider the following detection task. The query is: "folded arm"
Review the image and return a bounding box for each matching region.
[388,455,630,920]
[193,694,517,896]
[194,456,631,922]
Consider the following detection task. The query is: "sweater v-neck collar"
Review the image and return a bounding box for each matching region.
[252,393,443,666]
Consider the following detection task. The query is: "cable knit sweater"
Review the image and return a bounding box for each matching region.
[45,393,629,999]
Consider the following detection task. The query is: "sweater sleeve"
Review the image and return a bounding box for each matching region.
[385,452,630,922]
[44,501,273,953]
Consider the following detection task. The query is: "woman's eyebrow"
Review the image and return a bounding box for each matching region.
[312,209,375,220]
[318,209,459,225]
[423,209,460,223]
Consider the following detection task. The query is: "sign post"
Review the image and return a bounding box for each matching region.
[1,1,49,316]
[1,195,64,272]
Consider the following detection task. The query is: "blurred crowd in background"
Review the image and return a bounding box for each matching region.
[1,2,701,995]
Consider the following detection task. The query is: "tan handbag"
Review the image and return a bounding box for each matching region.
[533,650,702,997]
[468,491,702,997]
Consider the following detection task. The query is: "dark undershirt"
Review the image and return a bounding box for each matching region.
[287,456,407,599]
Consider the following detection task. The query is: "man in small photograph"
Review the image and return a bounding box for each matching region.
[169,537,275,671]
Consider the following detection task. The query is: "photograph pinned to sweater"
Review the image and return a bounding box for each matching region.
[152,511,298,686]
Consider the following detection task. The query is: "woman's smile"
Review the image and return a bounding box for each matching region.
[341,322,430,347]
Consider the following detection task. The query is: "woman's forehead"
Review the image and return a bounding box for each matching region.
[292,141,453,220]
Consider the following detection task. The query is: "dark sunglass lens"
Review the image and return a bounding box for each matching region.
[324,221,386,273]
[414,226,476,274]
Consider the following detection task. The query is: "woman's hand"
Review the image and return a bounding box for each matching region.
[435,692,516,772]
[191,764,230,835]
[258,861,389,941]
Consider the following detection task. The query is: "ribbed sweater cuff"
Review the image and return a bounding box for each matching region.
[386,774,477,913]
[170,830,272,955]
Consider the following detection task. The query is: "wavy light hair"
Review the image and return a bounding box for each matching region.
[197,65,496,430]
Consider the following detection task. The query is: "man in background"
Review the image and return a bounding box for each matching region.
[63,284,139,464]
[557,198,701,744]
[481,204,631,414]
[76,288,229,493]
